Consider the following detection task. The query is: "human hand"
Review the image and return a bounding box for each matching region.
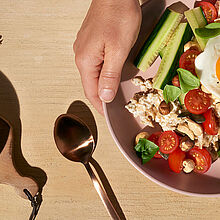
[74,0,142,114]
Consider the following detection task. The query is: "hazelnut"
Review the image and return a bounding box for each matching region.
[172,75,180,87]
[179,136,194,152]
[184,41,201,52]
[135,132,150,145]
[159,101,171,115]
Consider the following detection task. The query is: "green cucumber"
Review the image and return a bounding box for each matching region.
[134,9,183,72]
[159,46,166,58]
[178,93,186,105]
[153,23,193,90]
[185,7,208,50]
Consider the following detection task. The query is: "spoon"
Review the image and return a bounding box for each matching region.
[54,113,121,220]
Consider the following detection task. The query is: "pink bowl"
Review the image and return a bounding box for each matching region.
[104,0,220,197]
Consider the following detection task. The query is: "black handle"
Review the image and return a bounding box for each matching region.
[23,189,42,220]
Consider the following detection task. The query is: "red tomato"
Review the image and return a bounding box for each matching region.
[202,0,217,4]
[179,50,201,76]
[196,1,218,23]
[168,148,186,173]
[184,89,211,115]
[188,147,212,173]
[158,131,179,154]
[202,108,219,135]
[148,132,162,158]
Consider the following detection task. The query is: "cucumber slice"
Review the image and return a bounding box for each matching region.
[159,46,166,58]
[185,7,208,51]
[135,9,183,72]
[153,23,193,90]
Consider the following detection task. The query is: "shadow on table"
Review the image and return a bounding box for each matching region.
[67,100,126,220]
[0,70,47,197]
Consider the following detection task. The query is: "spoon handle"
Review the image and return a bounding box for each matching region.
[84,163,121,220]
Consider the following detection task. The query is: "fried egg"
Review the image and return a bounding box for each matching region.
[195,35,220,99]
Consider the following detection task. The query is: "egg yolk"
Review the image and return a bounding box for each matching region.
[216,56,220,81]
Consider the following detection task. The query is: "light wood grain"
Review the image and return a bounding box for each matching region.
[0,0,220,219]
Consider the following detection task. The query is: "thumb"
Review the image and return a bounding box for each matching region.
[98,50,127,103]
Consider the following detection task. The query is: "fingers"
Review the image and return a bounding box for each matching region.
[75,54,104,115]
[81,74,104,115]
[98,49,128,103]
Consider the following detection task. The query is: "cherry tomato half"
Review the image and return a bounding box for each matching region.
[148,132,162,158]
[168,148,186,173]
[188,147,212,173]
[196,1,218,23]
[184,89,211,115]
[158,131,179,154]
[201,0,217,5]
[179,50,201,76]
[202,108,219,135]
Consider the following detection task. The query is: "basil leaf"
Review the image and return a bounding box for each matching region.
[134,138,159,164]
[195,27,220,39]
[163,85,181,104]
[205,23,220,29]
[177,68,200,93]
[218,150,220,158]
[134,138,146,153]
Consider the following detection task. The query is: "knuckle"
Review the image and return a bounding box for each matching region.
[101,71,120,80]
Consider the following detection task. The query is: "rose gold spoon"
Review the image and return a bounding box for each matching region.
[54,113,120,220]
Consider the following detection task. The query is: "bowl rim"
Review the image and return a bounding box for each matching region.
[103,102,220,197]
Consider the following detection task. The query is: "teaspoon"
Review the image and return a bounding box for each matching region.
[54,113,121,220]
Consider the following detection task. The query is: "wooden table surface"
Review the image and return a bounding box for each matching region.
[0,0,220,219]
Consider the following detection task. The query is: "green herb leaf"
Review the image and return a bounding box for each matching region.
[195,27,220,39]
[205,23,220,29]
[218,150,220,158]
[177,68,200,93]
[134,138,159,164]
[163,85,181,104]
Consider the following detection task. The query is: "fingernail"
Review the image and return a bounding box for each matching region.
[99,88,115,103]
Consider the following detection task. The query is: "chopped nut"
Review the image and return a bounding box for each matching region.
[186,118,203,136]
[135,132,150,145]
[184,41,201,52]
[158,101,171,115]
[177,123,195,140]
[180,136,194,152]
[183,159,195,173]
[133,92,146,101]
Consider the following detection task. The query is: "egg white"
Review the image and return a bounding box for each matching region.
[195,35,220,99]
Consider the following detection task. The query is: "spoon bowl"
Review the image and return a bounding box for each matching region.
[54,114,94,163]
